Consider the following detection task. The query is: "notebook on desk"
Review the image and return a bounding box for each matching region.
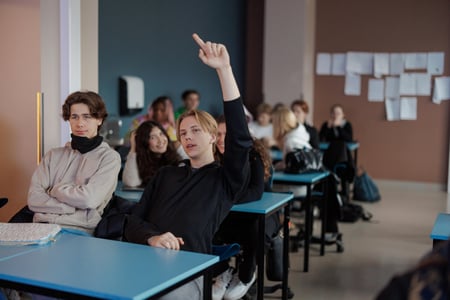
[0,223,61,246]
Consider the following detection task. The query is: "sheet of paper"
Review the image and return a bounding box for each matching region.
[432,76,450,104]
[399,73,416,95]
[400,97,417,120]
[368,79,384,102]
[331,53,346,75]
[344,73,361,96]
[427,52,445,75]
[415,73,431,96]
[374,53,389,78]
[316,53,331,75]
[346,52,373,75]
[385,76,400,99]
[385,98,401,121]
[404,53,427,69]
[389,53,404,75]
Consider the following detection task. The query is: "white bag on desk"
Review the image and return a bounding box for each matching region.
[0,223,61,246]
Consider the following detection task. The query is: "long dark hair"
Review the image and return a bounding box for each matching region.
[135,120,180,185]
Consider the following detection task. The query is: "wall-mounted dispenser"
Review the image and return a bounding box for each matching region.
[119,76,144,116]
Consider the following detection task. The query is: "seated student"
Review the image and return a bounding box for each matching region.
[127,96,177,142]
[319,104,353,143]
[213,116,272,300]
[123,33,253,299]
[248,102,276,147]
[122,120,187,188]
[272,106,311,164]
[272,106,343,247]
[319,104,355,200]
[27,91,121,234]
[376,241,450,300]
[174,89,201,120]
[291,99,319,149]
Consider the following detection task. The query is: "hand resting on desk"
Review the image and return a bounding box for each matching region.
[148,232,185,250]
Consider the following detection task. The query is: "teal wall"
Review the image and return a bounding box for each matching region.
[99,0,246,137]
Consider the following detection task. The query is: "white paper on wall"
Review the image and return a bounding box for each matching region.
[432,76,450,104]
[331,53,346,75]
[368,79,385,102]
[344,73,361,96]
[385,98,401,121]
[404,53,427,69]
[399,73,416,95]
[385,76,400,99]
[389,53,404,75]
[400,97,417,120]
[415,73,431,96]
[427,52,445,75]
[346,52,373,75]
[316,53,331,75]
[374,53,389,78]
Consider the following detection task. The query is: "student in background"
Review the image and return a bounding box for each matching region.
[319,104,353,142]
[272,106,311,164]
[213,115,273,300]
[174,89,201,120]
[127,96,177,142]
[27,91,121,234]
[291,99,319,149]
[122,120,186,188]
[248,102,275,147]
[124,33,252,299]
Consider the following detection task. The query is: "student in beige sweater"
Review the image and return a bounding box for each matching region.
[27,91,121,234]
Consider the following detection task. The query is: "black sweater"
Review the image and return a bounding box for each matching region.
[319,121,353,142]
[124,98,252,254]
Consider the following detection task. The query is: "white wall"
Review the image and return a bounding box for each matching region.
[263,0,315,122]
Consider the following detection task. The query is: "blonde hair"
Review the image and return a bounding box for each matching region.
[176,109,218,141]
[272,107,298,145]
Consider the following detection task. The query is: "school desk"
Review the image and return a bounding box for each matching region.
[430,213,450,249]
[0,233,219,299]
[231,192,293,300]
[272,170,330,272]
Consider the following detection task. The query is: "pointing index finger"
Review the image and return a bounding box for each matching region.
[192,33,206,48]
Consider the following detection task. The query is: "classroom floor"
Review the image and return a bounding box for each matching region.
[265,180,450,300]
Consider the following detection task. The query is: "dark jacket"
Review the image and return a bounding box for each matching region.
[123,98,252,254]
[305,123,320,149]
[319,121,353,142]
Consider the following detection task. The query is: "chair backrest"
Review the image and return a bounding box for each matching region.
[212,243,241,261]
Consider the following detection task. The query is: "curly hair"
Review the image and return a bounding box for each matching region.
[62,91,108,131]
[135,121,181,186]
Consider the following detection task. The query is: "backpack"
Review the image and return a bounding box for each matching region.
[353,170,381,202]
[340,202,373,223]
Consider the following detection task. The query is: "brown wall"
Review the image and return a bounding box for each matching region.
[313,0,450,184]
[0,0,41,221]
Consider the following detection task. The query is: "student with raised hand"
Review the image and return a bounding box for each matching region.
[124,33,252,299]
[27,91,121,234]
[122,120,186,188]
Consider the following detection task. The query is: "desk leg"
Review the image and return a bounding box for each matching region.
[304,184,312,272]
[320,178,328,256]
[282,202,291,300]
[203,269,212,300]
[256,214,265,300]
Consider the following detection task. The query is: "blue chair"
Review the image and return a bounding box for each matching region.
[212,243,241,261]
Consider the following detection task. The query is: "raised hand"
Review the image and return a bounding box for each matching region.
[192,33,230,70]
[192,33,239,101]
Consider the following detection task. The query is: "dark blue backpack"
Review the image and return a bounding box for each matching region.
[353,171,381,202]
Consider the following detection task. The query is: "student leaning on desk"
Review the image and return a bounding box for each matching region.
[26,91,121,234]
[123,33,253,300]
